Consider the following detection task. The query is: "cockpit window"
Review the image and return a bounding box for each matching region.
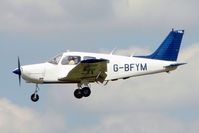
[48,54,63,64]
[61,56,81,65]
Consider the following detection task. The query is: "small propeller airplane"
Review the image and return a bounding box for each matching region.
[13,29,186,102]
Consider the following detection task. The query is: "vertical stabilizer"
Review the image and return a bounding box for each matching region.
[134,29,184,61]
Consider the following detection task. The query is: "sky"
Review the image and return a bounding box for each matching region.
[1,0,199,132]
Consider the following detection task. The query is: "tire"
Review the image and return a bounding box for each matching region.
[74,89,83,99]
[82,87,91,97]
[31,93,39,102]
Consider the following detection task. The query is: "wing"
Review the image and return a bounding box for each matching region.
[59,59,109,83]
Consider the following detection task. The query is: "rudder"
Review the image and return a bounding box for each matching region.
[134,29,184,61]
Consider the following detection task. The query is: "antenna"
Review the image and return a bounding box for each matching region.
[110,47,117,55]
[130,52,135,57]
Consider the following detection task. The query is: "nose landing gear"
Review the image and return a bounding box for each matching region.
[31,84,40,102]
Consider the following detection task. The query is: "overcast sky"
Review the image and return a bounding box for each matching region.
[1,0,199,132]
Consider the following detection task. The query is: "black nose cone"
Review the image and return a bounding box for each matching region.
[13,68,21,75]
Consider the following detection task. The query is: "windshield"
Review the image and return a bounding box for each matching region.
[48,54,63,64]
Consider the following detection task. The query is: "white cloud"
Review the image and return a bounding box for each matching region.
[0,0,65,31]
[2,98,198,133]
[113,0,199,28]
[178,43,199,62]
[114,46,151,56]
[76,113,186,133]
[0,98,67,133]
[0,0,198,32]
[99,46,151,56]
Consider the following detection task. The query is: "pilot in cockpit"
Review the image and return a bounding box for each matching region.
[68,56,75,65]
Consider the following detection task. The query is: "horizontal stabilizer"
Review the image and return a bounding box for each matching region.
[164,63,186,70]
[169,63,187,67]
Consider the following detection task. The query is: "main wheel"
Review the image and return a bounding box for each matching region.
[74,89,83,99]
[31,93,39,102]
[82,87,91,97]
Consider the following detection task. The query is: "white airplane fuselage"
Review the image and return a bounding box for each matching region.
[20,52,175,84]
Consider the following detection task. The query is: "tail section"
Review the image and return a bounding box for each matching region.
[134,29,184,61]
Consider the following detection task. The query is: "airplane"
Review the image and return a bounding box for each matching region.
[13,29,186,102]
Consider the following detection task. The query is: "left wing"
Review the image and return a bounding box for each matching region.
[59,59,109,83]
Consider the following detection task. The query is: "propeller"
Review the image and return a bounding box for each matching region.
[13,57,22,86]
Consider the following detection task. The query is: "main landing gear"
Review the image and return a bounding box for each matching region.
[74,81,91,99]
[74,87,91,99]
[31,84,40,102]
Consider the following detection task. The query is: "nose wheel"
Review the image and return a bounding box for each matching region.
[31,84,40,102]
[31,93,39,102]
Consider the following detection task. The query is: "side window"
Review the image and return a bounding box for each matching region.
[61,56,69,65]
[61,56,81,65]
[83,56,96,60]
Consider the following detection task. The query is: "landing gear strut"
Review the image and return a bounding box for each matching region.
[74,81,91,99]
[31,84,40,102]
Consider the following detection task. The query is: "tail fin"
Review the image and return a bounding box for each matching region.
[134,29,184,61]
